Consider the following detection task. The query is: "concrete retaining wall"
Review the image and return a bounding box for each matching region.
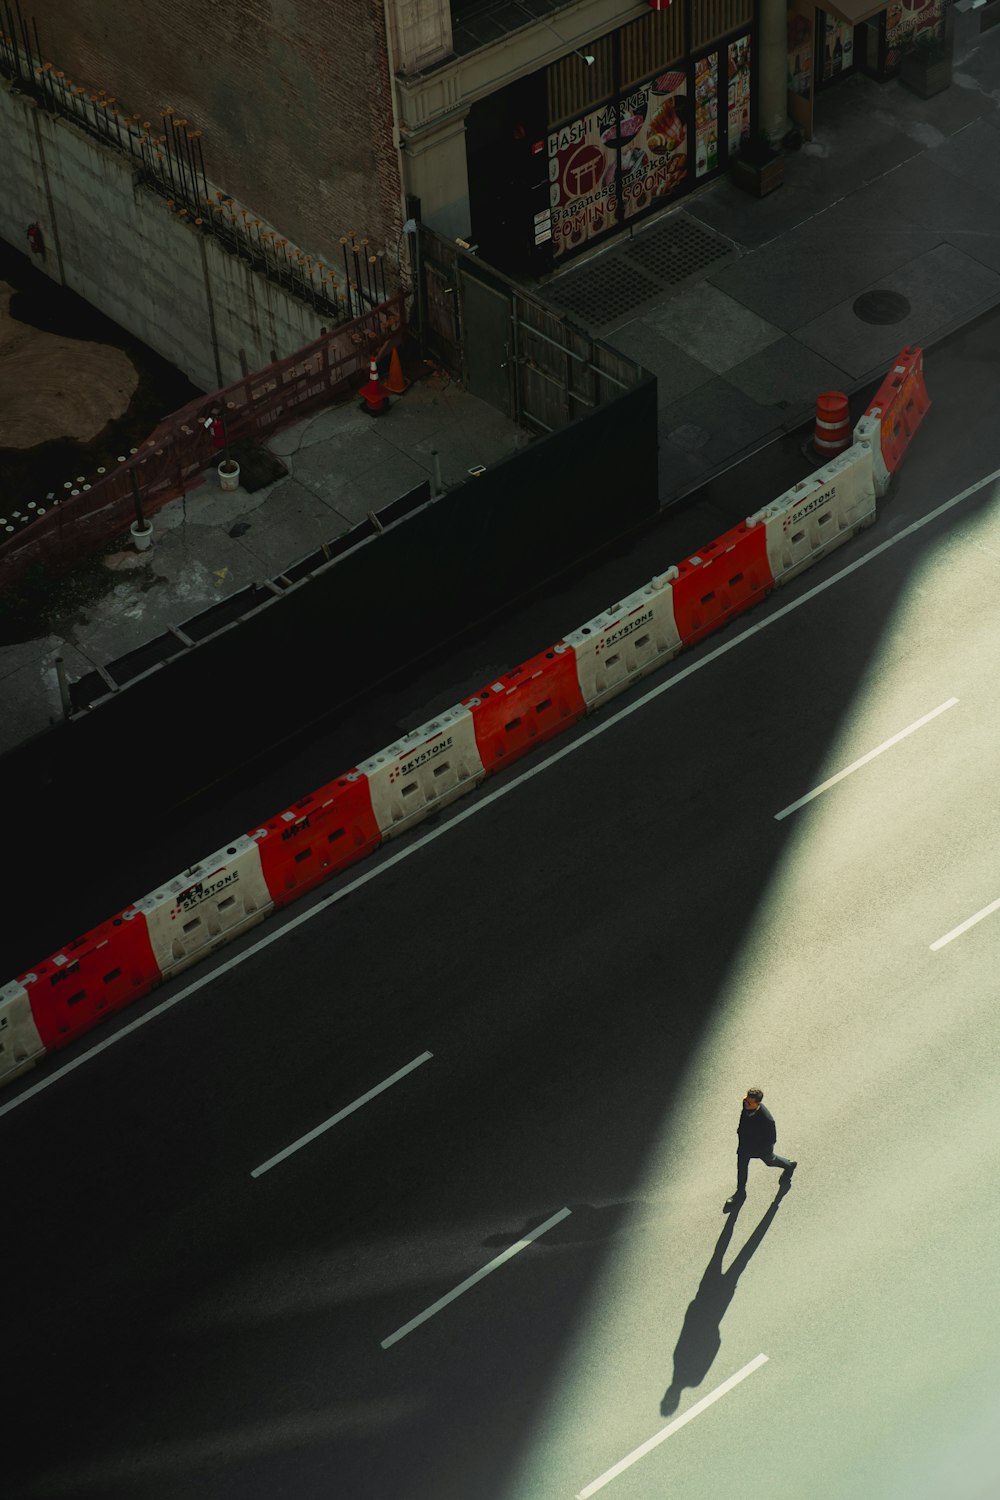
[33,0,402,270]
[0,77,326,390]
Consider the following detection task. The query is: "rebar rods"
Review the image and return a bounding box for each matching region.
[0,20,390,326]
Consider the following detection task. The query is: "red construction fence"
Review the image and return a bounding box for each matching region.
[0,294,405,588]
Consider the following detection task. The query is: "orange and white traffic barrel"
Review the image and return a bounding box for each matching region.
[814,390,851,457]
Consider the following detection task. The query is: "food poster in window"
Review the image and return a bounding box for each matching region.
[548,105,619,260]
[727,36,752,156]
[787,0,815,137]
[618,72,689,224]
[821,12,854,79]
[884,0,944,70]
[788,8,814,99]
[693,55,718,178]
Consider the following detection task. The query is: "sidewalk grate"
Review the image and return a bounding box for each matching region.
[541,212,737,328]
[621,213,736,284]
[543,258,664,327]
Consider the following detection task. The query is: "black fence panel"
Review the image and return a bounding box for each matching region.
[0,376,656,967]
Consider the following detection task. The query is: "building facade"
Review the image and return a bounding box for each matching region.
[393,0,759,276]
[4,0,944,380]
[787,0,947,140]
[390,0,949,274]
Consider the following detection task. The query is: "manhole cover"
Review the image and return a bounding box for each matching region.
[853,289,911,325]
[543,258,662,326]
[622,214,734,285]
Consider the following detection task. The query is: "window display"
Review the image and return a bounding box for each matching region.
[621,74,689,224]
[821,12,854,79]
[727,36,752,155]
[548,71,689,257]
[694,55,718,178]
[541,24,752,264]
[884,0,945,70]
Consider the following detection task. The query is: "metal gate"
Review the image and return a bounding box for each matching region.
[416,225,642,438]
[460,270,512,416]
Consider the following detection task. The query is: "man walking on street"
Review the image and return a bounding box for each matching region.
[724,1087,797,1212]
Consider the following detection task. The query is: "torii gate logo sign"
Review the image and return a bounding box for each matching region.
[560,142,605,202]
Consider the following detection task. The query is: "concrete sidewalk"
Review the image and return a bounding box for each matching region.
[544,24,1000,498]
[2,19,998,757]
[0,370,529,753]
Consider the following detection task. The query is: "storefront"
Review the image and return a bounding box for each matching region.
[787,0,946,137]
[466,0,756,276]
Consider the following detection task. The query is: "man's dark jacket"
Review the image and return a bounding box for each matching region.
[737,1104,777,1158]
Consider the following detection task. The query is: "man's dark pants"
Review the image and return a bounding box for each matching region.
[736,1149,794,1194]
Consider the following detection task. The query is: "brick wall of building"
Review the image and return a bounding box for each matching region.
[36,0,404,272]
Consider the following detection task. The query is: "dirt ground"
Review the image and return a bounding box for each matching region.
[0,281,139,449]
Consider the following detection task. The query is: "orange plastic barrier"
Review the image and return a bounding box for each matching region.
[669,521,774,648]
[20,910,161,1052]
[252,770,382,907]
[463,645,586,772]
[853,345,930,494]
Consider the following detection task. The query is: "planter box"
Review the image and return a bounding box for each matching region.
[730,151,785,199]
[900,49,952,97]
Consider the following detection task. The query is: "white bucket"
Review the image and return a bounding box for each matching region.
[218,460,241,492]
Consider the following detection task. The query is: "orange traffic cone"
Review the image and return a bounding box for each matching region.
[384,346,409,394]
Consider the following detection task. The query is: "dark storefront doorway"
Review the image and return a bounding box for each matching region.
[465,71,546,276]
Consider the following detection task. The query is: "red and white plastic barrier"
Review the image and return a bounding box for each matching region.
[564,573,682,711]
[669,520,773,646]
[747,441,876,588]
[463,646,586,770]
[20,908,161,1049]
[360,706,485,838]
[0,978,47,1085]
[132,837,274,982]
[253,770,382,907]
[853,345,930,496]
[1,350,931,1091]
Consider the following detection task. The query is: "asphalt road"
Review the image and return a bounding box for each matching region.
[5,313,1000,1499]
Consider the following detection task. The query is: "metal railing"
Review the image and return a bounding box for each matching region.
[0,295,405,587]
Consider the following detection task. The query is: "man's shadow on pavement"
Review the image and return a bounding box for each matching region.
[660,1184,787,1417]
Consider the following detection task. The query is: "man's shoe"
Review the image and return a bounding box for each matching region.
[723,1192,746,1212]
[781,1161,798,1181]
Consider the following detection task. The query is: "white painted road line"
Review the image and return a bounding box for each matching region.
[5,465,1000,1119]
[380,1206,571,1350]
[250,1052,433,1178]
[774,698,959,821]
[575,1353,769,1499]
[930,896,1000,952]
